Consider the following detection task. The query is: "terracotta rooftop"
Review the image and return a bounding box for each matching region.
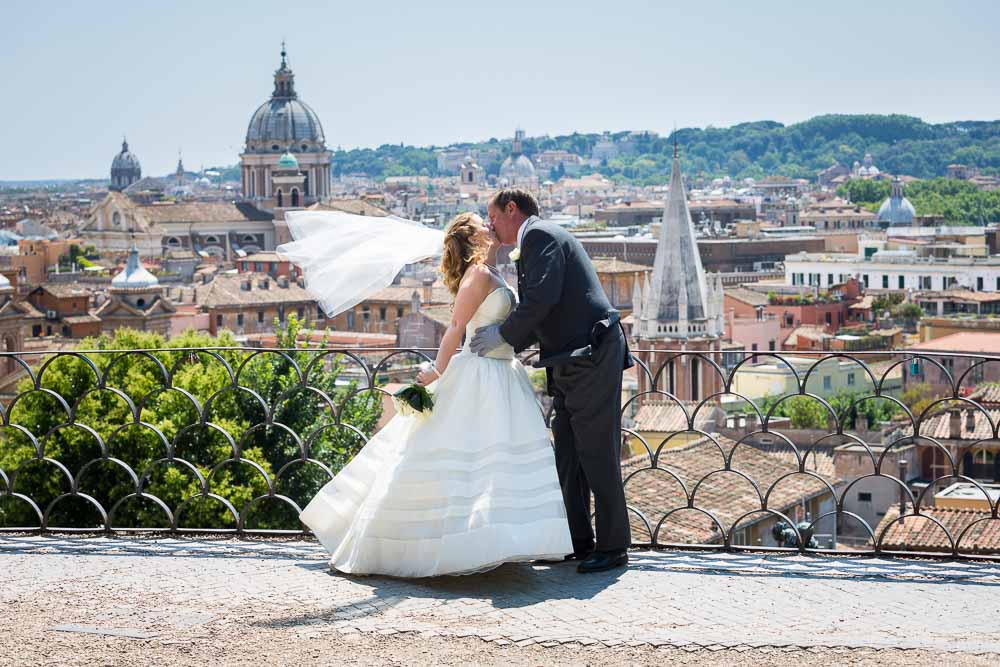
[725,287,769,308]
[138,201,271,224]
[199,273,317,308]
[590,258,650,274]
[308,198,391,217]
[968,383,1000,406]
[632,401,721,434]
[623,434,839,545]
[36,283,92,299]
[909,332,1000,354]
[876,505,1000,554]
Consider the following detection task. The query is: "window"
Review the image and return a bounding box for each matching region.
[823,375,832,390]
[362,307,370,321]
[112,212,121,227]
[920,276,932,290]
[857,492,872,503]
[277,306,285,322]
[997,277,1000,291]
[297,307,304,319]
[977,277,984,291]
[863,274,869,287]
[216,314,223,327]
[825,312,832,326]
[257,311,264,323]
[898,275,905,289]
[768,340,776,351]
[237,313,244,327]
[255,262,263,272]
[947,276,958,288]
[882,275,889,289]
[397,307,404,318]
[379,307,387,321]
[827,273,834,286]
[317,306,324,319]
[848,372,855,386]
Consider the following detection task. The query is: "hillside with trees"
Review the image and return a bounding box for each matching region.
[328,114,1000,184]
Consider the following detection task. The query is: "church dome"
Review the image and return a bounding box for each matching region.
[500,154,536,182]
[110,138,142,191]
[112,245,159,290]
[244,45,326,153]
[277,151,299,170]
[877,178,916,226]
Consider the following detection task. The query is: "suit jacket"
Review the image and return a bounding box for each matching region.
[500,219,631,370]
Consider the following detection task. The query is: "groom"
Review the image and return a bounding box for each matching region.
[471,188,632,574]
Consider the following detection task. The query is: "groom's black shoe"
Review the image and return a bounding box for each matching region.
[535,550,590,564]
[577,549,628,574]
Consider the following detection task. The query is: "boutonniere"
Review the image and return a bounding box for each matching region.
[509,247,521,262]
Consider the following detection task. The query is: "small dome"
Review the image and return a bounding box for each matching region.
[500,154,536,182]
[877,196,916,226]
[277,151,299,170]
[110,138,142,191]
[112,245,159,290]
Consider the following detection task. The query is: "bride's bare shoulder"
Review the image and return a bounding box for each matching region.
[460,263,493,290]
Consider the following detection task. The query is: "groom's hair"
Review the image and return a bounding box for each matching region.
[491,188,539,218]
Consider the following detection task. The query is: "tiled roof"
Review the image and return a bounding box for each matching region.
[725,287,769,307]
[876,506,1000,554]
[199,273,318,308]
[633,401,721,433]
[968,383,1000,406]
[37,284,91,299]
[138,202,269,224]
[368,285,451,305]
[909,332,1000,353]
[240,252,283,263]
[415,305,453,328]
[590,258,650,274]
[906,408,1000,441]
[623,434,839,545]
[62,314,102,324]
[308,199,391,217]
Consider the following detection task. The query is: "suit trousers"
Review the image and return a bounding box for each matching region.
[549,327,630,553]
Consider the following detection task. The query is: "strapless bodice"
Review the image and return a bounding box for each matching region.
[463,284,516,359]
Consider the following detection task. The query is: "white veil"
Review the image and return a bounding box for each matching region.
[276,210,445,318]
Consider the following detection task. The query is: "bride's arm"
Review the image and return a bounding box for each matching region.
[415,265,492,386]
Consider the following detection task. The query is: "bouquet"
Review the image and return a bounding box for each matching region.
[392,383,435,419]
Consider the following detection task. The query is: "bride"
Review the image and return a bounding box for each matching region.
[296,212,573,577]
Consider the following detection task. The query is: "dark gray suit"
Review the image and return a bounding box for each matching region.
[500,219,632,553]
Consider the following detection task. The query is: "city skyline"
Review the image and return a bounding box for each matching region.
[4,0,999,180]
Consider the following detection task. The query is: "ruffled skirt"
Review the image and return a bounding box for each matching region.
[299,351,573,577]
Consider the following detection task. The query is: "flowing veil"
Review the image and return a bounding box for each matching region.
[276,210,445,318]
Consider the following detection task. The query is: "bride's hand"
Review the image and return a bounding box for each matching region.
[415,368,439,386]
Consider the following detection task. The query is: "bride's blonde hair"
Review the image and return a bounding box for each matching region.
[440,213,488,295]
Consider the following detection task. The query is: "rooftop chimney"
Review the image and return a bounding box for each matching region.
[949,409,962,440]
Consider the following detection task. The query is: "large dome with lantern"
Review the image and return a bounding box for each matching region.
[244,45,326,155]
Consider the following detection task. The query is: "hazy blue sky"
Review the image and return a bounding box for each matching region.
[4,0,998,180]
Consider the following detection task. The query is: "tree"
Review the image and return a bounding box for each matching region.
[0,320,381,530]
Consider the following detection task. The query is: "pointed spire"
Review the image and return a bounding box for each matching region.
[122,135,129,153]
[280,39,287,68]
[638,140,715,339]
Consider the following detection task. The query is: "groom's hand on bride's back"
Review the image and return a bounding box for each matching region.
[470,324,504,356]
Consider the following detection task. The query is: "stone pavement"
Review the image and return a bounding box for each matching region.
[2,535,999,655]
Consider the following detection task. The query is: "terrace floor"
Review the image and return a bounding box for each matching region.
[1,536,999,666]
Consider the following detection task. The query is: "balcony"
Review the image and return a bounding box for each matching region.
[1,346,999,560]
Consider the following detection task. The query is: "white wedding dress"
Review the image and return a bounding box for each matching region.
[299,275,573,577]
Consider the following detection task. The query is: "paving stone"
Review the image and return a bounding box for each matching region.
[3,536,1000,654]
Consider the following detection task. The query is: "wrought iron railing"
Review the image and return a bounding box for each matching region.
[1,346,999,559]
